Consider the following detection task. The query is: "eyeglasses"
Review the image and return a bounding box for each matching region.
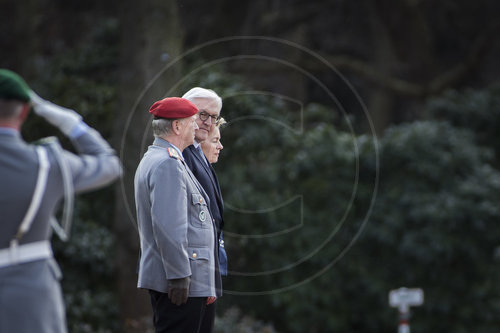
[198,111,219,122]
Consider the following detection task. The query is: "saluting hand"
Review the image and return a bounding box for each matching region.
[30,91,82,136]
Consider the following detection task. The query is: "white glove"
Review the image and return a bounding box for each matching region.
[30,91,82,136]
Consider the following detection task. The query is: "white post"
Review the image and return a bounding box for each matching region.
[389,288,424,333]
[398,308,410,333]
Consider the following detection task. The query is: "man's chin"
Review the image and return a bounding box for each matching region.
[195,134,208,142]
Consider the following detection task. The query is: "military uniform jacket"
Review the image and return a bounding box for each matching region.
[0,127,122,247]
[0,126,122,333]
[135,137,217,297]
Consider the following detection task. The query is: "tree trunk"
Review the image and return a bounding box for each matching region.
[0,0,39,78]
[113,2,183,332]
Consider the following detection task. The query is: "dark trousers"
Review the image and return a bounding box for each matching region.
[149,290,215,333]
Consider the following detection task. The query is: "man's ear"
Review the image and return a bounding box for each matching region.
[19,103,31,121]
[172,119,181,135]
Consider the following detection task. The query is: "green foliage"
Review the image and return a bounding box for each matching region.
[23,17,119,142]
[209,70,380,331]
[207,72,500,332]
[53,189,119,333]
[215,307,279,333]
[427,85,500,162]
[366,120,500,332]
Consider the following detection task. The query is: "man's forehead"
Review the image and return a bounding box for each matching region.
[193,98,220,114]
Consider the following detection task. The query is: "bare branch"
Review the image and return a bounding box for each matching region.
[312,23,500,98]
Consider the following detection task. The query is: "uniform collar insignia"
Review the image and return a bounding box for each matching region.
[167,147,181,160]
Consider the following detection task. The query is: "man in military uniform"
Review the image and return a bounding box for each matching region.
[0,69,122,332]
[134,97,218,333]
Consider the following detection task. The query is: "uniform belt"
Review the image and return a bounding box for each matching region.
[0,240,53,268]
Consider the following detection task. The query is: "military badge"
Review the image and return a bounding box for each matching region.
[167,147,180,160]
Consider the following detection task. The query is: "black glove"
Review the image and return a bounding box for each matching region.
[167,277,190,305]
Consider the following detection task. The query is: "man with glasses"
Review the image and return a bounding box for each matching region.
[182,87,226,333]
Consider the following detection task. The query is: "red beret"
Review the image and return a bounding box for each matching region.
[149,97,198,119]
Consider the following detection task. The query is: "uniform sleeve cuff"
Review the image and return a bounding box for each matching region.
[68,122,89,139]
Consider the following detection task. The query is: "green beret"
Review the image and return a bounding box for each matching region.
[0,69,31,102]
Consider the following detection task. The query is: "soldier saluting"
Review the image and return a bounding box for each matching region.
[0,69,122,333]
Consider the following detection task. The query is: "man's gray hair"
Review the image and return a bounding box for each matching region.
[152,118,174,138]
[0,99,24,119]
[182,87,222,112]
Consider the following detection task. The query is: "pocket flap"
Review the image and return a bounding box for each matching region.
[188,247,210,261]
[191,193,207,206]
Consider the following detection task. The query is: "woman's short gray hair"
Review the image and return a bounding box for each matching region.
[215,117,227,128]
[152,118,174,137]
[182,87,222,112]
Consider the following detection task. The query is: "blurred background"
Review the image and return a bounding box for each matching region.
[1,0,500,332]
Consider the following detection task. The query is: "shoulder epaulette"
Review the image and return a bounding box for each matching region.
[167,147,181,160]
